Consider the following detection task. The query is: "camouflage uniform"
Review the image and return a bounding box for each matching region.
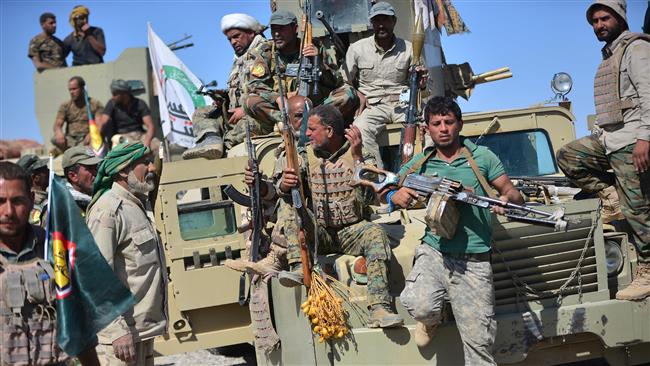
[51,97,104,150]
[243,38,358,130]
[27,33,67,67]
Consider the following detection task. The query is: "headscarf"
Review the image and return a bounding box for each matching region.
[90,141,149,209]
[69,5,90,28]
[221,13,265,34]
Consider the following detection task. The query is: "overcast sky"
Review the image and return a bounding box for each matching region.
[0,0,647,143]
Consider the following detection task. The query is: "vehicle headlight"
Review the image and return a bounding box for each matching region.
[551,72,573,96]
[604,240,624,276]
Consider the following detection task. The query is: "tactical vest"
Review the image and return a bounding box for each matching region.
[307,147,363,229]
[0,255,68,365]
[594,33,650,127]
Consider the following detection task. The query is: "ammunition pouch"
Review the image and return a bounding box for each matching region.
[424,192,459,240]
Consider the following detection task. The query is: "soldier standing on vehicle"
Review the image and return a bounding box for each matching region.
[99,79,160,152]
[394,97,522,364]
[183,13,267,160]
[28,12,67,72]
[15,154,49,226]
[276,105,404,328]
[556,0,650,301]
[62,145,101,213]
[243,11,358,133]
[63,5,106,66]
[344,1,428,169]
[86,142,167,365]
[52,76,104,152]
[0,162,101,366]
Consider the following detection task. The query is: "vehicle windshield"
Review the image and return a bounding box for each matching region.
[470,130,557,177]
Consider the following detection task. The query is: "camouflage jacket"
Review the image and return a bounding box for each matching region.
[27,33,67,68]
[227,34,267,110]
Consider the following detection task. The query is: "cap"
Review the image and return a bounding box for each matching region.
[62,146,102,169]
[110,79,131,93]
[269,10,297,26]
[586,0,627,26]
[221,13,265,34]
[369,1,396,19]
[16,154,48,175]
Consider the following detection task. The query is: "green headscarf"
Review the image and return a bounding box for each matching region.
[89,141,150,208]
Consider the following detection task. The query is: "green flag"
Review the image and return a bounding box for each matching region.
[46,176,135,356]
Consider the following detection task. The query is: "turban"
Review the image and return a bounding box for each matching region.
[69,5,89,28]
[221,13,265,34]
[90,141,150,208]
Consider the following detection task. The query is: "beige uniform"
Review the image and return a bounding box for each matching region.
[87,183,167,366]
[344,35,413,168]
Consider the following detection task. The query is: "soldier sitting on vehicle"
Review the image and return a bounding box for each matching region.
[28,12,67,72]
[182,13,268,160]
[242,10,358,134]
[52,76,104,152]
[99,79,160,152]
[63,5,106,66]
[15,154,49,226]
[344,1,428,169]
[276,104,404,328]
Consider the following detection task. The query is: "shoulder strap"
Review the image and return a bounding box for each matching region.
[462,147,498,198]
[398,150,435,185]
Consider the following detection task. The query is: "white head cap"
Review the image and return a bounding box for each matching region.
[221,13,265,34]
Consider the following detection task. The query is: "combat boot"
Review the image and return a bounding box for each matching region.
[616,262,650,300]
[414,321,439,347]
[367,304,403,328]
[224,258,252,272]
[182,134,224,160]
[246,244,287,276]
[278,263,304,287]
[598,186,625,223]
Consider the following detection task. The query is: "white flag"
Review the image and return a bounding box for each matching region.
[147,23,210,148]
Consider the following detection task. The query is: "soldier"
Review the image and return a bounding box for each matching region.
[63,5,106,66]
[15,154,49,226]
[52,76,104,152]
[0,161,100,365]
[277,105,403,328]
[393,97,523,364]
[556,0,650,300]
[243,10,358,134]
[28,12,67,72]
[62,145,101,212]
[86,142,166,365]
[344,1,428,168]
[183,13,267,160]
[99,79,160,152]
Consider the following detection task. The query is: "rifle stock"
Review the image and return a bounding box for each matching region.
[400,13,425,166]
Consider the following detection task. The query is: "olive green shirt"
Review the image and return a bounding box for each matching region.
[56,98,104,138]
[27,33,67,68]
[398,138,505,254]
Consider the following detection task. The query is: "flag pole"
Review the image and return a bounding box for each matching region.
[43,154,54,261]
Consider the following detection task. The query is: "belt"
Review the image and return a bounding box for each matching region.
[442,251,491,262]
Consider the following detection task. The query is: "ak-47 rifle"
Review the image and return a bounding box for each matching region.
[196,80,230,121]
[315,10,347,57]
[298,0,320,98]
[276,51,313,288]
[352,165,568,231]
[399,14,425,166]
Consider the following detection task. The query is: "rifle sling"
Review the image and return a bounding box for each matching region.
[461,147,498,199]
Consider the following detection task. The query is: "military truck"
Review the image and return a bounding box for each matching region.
[30,0,650,365]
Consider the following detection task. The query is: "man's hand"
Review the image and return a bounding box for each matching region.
[302,43,318,57]
[415,66,429,89]
[390,187,419,208]
[491,195,509,215]
[243,162,269,197]
[633,139,650,173]
[280,168,299,193]
[81,22,91,33]
[228,107,245,125]
[345,125,363,162]
[143,137,153,149]
[112,333,135,363]
[355,90,367,117]
[54,132,66,148]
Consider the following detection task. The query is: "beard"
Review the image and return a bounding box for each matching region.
[127,171,155,197]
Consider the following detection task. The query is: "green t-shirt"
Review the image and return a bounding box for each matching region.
[398,137,505,254]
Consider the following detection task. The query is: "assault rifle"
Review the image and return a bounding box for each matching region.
[276,51,313,287]
[352,165,568,231]
[298,0,320,98]
[399,14,425,166]
[195,81,228,104]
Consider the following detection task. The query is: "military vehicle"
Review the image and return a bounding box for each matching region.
[29,0,650,365]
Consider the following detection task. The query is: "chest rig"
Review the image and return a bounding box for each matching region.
[594,33,650,127]
[0,255,68,366]
[307,147,363,230]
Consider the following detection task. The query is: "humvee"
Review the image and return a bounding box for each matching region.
[29,0,650,364]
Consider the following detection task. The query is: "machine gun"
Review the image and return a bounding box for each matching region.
[276,51,313,288]
[195,80,228,104]
[315,10,347,57]
[352,165,568,234]
[298,0,320,98]
[399,14,425,166]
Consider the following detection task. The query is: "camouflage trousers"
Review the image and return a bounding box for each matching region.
[50,134,86,152]
[96,339,154,366]
[401,244,497,366]
[243,84,359,130]
[278,200,392,306]
[557,135,650,254]
[353,101,407,169]
[192,106,273,150]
